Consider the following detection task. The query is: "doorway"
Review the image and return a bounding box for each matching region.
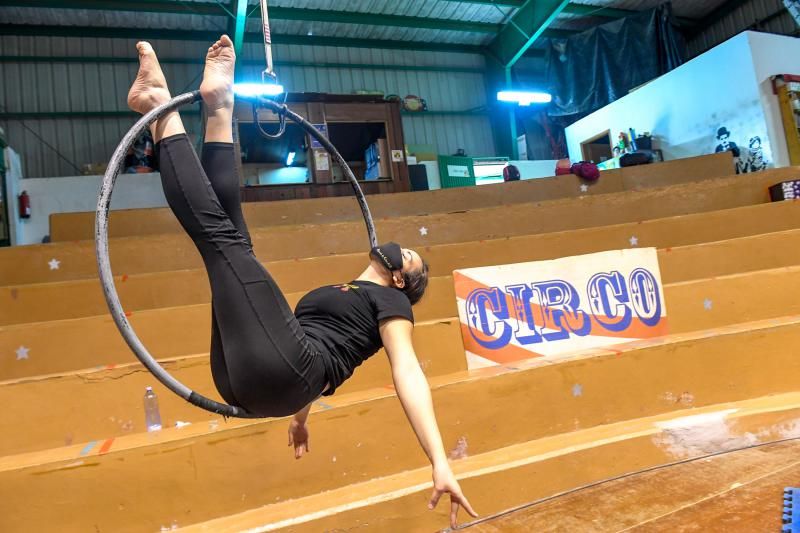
[581,130,612,164]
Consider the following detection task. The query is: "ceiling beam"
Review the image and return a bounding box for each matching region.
[434,1,633,18]
[0,55,487,73]
[487,0,571,68]
[267,6,499,34]
[432,0,525,6]
[0,0,502,34]
[561,3,635,19]
[0,24,486,54]
[0,0,227,16]
[562,3,696,28]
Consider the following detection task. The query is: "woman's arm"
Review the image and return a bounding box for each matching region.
[380,318,477,528]
[294,401,312,425]
[288,401,313,459]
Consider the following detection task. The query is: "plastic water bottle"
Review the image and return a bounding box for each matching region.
[144,386,162,432]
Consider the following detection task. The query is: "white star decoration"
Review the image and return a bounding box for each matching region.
[580,184,589,193]
[572,384,583,397]
[15,346,29,360]
[704,298,713,310]
[629,236,639,247]
[419,227,428,236]
[48,258,60,270]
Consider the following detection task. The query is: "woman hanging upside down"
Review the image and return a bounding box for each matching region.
[127,35,477,527]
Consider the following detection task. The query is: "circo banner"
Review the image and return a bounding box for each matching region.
[454,248,669,369]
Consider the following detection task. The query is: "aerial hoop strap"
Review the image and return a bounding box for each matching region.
[96,90,378,418]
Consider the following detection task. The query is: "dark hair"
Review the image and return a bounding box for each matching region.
[401,258,429,306]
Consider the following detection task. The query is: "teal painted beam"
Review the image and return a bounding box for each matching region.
[230,0,248,58]
[0,25,485,54]
[2,0,500,34]
[0,55,486,74]
[488,0,572,68]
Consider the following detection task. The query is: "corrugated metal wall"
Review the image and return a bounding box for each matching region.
[688,0,798,57]
[0,36,493,178]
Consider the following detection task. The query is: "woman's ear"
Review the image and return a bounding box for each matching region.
[392,271,406,289]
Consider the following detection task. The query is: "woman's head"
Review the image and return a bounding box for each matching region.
[369,242,429,305]
[397,248,429,305]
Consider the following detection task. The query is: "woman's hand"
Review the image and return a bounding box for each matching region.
[429,462,478,528]
[287,419,310,459]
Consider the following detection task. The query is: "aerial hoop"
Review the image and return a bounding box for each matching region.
[95,90,378,418]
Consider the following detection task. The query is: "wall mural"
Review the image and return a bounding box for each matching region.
[713,126,770,173]
[743,136,769,173]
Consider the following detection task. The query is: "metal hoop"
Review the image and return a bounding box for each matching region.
[96,90,378,418]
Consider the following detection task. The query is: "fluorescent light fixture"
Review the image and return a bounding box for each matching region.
[286,151,296,166]
[497,90,552,106]
[233,82,285,98]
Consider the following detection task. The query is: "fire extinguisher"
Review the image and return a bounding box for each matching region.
[18,190,31,219]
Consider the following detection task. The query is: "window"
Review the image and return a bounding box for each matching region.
[327,122,390,182]
[238,123,309,185]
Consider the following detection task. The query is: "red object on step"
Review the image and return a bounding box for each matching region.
[555,158,572,176]
[571,161,600,181]
[18,190,31,219]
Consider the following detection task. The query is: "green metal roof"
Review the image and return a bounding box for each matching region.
[0,1,719,56]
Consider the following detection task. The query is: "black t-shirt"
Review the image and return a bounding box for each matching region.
[295,280,414,396]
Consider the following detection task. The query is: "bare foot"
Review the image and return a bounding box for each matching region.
[200,35,236,112]
[127,42,171,114]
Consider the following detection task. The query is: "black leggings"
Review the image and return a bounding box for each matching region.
[158,134,327,417]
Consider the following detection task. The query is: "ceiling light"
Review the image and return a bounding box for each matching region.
[233,82,285,98]
[497,90,552,106]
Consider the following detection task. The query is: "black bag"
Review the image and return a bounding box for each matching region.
[503,164,521,182]
[619,152,653,167]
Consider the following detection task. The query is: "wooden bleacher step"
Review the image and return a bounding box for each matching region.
[178,392,800,532]
[1,315,799,531]
[3,203,800,326]
[1,164,791,287]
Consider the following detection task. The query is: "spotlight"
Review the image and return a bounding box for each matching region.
[286,151,296,166]
[497,91,552,106]
[233,82,285,98]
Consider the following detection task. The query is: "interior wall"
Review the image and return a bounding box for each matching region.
[8,171,167,246]
[512,160,560,180]
[747,31,800,168]
[0,36,495,179]
[564,32,773,170]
